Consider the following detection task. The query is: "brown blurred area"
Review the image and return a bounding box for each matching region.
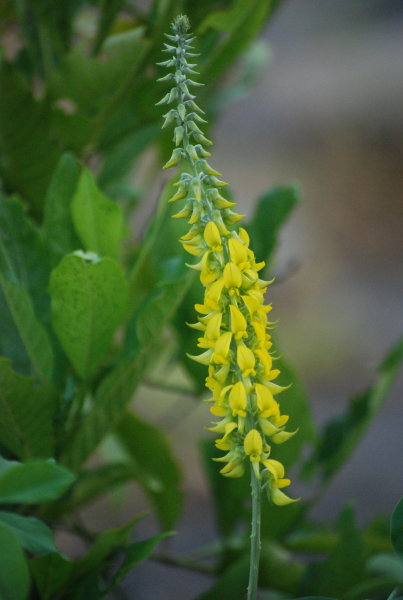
[78,2,403,597]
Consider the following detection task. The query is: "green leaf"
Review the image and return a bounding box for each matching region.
[392,498,403,558]
[197,554,249,600]
[61,259,192,469]
[116,411,182,529]
[368,553,403,584]
[0,511,57,555]
[307,337,403,481]
[295,597,336,599]
[31,553,74,600]
[0,60,60,216]
[31,516,149,598]
[0,276,54,381]
[0,194,50,317]
[200,438,249,537]
[0,521,30,600]
[43,153,81,267]
[111,532,171,586]
[71,168,124,259]
[0,457,75,504]
[300,505,366,597]
[49,27,147,119]
[49,253,127,380]
[246,185,300,267]
[0,358,56,459]
[199,0,281,86]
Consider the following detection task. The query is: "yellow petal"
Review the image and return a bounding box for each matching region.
[223,262,242,289]
[271,429,298,444]
[270,487,300,506]
[204,221,222,250]
[237,344,256,378]
[244,429,263,461]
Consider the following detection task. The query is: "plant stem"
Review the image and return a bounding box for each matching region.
[247,465,262,600]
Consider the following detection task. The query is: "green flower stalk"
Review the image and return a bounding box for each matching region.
[157,14,299,597]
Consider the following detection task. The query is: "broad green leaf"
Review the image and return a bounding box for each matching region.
[300,505,366,597]
[0,511,57,555]
[60,354,146,469]
[392,498,403,557]
[197,555,249,600]
[31,553,74,600]
[307,337,403,481]
[368,553,403,584]
[246,185,300,268]
[200,438,249,537]
[0,61,60,216]
[0,194,50,317]
[43,153,81,266]
[49,253,127,380]
[31,517,146,598]
[71,169,124,260]
[116,411,182,529]
[0,276,54,381]
[0,521,30,600]
[0,358,56,459]
[49,27,147,119]
[61,259,192,469]
[0,457,75,504]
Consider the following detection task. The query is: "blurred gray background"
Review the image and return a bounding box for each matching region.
[77,2,403,597]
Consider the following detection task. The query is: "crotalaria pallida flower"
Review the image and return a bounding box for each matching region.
[157,15,298,506]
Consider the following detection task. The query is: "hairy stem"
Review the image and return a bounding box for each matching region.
[247,466,262,600]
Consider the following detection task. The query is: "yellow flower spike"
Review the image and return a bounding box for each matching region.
[244,429,263,462]
[212,331,232,365]
[158,16,298,514]
[229,305,248,340]
[228,381,247,417]
[204,221,223,251]
[237,344,256,378]
[223,262,242,291]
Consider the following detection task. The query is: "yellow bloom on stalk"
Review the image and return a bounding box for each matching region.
[157,15,298,506]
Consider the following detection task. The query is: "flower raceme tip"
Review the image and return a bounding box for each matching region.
[157,16,299,506]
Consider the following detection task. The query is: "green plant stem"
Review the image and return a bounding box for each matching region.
[247,465,262,600]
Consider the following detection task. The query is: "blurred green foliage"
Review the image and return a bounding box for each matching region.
[0,1,402,598]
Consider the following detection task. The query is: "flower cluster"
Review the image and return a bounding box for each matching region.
[157,15,298,505]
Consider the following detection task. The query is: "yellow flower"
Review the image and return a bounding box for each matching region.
[157,15,298,505]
